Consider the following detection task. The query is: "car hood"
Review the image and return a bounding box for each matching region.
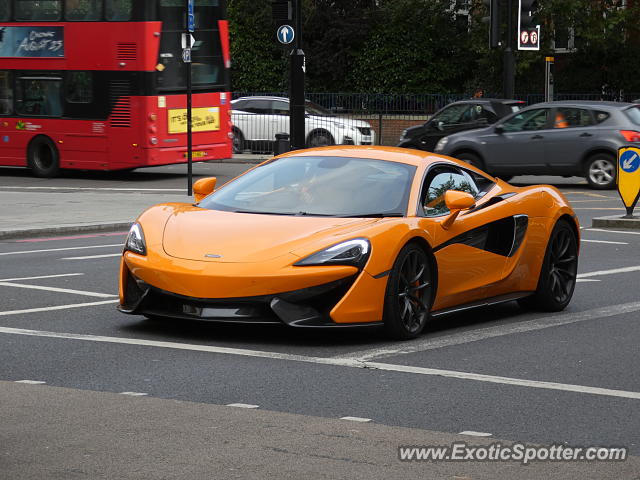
[162,208,379,263]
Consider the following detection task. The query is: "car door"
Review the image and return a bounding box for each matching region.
[541,107,598,174]
[237,99,274,142]
[270,100,291,139]
[418,165,512,309]
[481,107,552,175]
[419,104,485,151]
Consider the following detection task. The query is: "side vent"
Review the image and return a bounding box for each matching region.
[117,43,137,61]
[109,81,132,128]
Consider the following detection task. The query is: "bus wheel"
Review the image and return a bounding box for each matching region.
[28,136,60,178]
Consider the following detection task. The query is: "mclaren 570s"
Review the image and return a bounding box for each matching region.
[119,146,579,339]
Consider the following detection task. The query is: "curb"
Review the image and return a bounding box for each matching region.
[0,222,132,241]
[592,215,640,229]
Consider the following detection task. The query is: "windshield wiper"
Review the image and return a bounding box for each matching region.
[338,213,405,218]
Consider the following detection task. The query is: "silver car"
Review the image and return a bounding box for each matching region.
[434,100,640,189]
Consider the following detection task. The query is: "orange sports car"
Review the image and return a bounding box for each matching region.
[118,146,579,339]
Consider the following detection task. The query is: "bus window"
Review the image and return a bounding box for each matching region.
[0,72,12,115]
[15,0,62,21]
[16,76,62,117]
[65,0,101,21]
[0,2,10,21]
[66,72,92,103]
[105,0,131,21]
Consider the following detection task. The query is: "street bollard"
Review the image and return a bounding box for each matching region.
[273,132,291,156]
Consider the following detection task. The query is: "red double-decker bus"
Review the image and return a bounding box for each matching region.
[0,0,232,177]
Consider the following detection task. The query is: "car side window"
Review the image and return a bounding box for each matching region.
[272,101,289,115]
[421,166,480,217]
[594,110,610,124]
[502,108,550,132]
[431,104,469,128]
[554,107,594,129]
[240,100,272,114]
[479,106,498,123]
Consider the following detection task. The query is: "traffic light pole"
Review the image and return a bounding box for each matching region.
[289,0,305,150]
[503,0,515,99]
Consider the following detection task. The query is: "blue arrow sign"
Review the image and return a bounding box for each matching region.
[277,25,294,45]
[620,150,640,173]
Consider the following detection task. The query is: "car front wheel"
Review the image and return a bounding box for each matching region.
[383,243,433,340]
[585,153,616,189]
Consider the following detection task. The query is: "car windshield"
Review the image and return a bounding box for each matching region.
[624,106,640,126]
[305,100,333,116]
[199,156,416,217]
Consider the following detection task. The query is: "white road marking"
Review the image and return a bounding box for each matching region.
[459,431,492,437]
[0,244,122,256]
[581,239,628,245]
[0,185,184,192]
[15,380,46,384]
[227,403,260,409]
[578,266,640,279]
[62,253,122,260]
[0,273,84,282]
[0,281,117,298]
[0,300,118,316]
[334,301,640,362]
[0,326,639,400]
[586,228,640,236]
[340,416,372,423]
[120,392,148,396]
[576,279,601,283]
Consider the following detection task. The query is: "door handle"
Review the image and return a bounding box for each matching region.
[579,132,593,137]
[531,135,543,140]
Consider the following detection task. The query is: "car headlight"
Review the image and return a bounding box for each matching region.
[399,129,407,141]
[333,122,354,131]
[294,238,370,269]
[124,223,147,255]
[434,137,449,152]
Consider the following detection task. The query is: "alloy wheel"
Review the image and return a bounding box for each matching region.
[396,249,431,334]
[547,227,578,304]
[588,159,615,187]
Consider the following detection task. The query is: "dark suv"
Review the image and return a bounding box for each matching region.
[397,99,525,152]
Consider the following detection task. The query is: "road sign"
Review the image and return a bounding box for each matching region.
[181,33,195,49]
[617,147,640,217]
[518,26,540,50]
[277,25,294,44]
[182,47,191,63]
[187,0,195,32]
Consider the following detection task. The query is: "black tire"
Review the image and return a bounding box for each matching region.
[456,151,484,170]
[518,219,578,312]
[307,130,334,148]
[585,153,616,190]
[232,128,245,154]
[27,136,60,178]
[383,243,434,340]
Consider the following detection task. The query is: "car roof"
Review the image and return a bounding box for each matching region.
[276,145,459,168]
[529,100,636,109]
[232,96,289,102]
[450,98,525,105]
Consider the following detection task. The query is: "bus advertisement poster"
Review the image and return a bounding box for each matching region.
[0,26,64,57]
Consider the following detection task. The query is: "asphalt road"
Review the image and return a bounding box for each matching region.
[1,161,639,479]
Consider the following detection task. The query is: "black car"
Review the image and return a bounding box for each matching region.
[397,98,525,152]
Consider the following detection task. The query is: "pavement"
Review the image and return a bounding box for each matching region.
[0,154,267,240]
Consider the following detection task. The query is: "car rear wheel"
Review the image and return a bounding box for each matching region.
[518,219,578,312]
[27,136,60,178]
[456,151,484,170]
[232,128,245,154]
[585,153,616,189]
[307,130,334,148]
[383,243,433,340]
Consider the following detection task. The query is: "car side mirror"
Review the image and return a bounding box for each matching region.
[494,125,504,134]
[193,177,217,203]
[437,121,445,131]
[441,190,475,230]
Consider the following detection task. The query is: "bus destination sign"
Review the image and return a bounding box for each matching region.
[0,26,64,57]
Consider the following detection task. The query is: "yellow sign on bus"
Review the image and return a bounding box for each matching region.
[617,146,640,217]
[168,107,220,134]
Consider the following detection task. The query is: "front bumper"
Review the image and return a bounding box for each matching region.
[118,269,381,327]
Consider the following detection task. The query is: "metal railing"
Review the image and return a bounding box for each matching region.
[230,91,640,151]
